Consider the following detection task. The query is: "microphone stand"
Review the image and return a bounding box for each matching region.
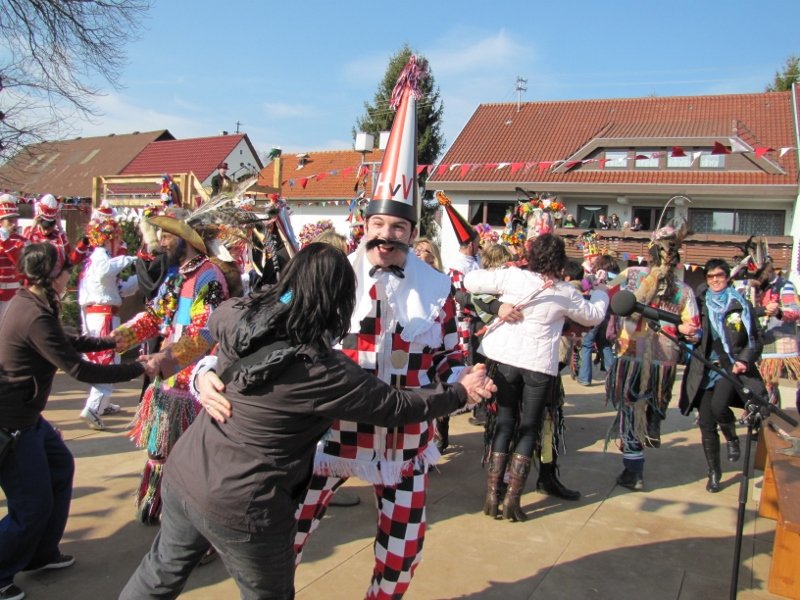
[644,319,797,600]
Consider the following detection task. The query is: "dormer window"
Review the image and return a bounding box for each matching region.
[699,152,725,169]
[604,151,627,168]
[634,151,659,169]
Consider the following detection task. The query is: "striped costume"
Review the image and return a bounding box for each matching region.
[606,267,699,472]
[294,248,465,600]
[114,255,227,523]
[743,276,800,407]
[0,233,27,319]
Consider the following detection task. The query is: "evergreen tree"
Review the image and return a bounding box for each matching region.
[353,45,445,238]
[766,55,800,92]
[353,44,445,167]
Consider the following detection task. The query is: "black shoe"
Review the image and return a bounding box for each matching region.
[616,469,644,491]
[0,584,25,600]
[23,553,75,572]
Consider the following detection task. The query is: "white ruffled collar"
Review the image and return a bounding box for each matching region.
[350,244,451,344]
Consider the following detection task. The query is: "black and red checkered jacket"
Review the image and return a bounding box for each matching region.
[315,279,466,485]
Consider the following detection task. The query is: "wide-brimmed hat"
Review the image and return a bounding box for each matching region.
[148,215,207,254]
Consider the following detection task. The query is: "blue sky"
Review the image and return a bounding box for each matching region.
[71,0,800,159]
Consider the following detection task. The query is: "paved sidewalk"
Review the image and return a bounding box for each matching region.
[2,370,794,599]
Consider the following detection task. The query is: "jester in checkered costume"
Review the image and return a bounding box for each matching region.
[113,212,228,523]
[293,55,467,600]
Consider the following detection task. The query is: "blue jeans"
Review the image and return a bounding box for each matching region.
[0,417,75,587]
[121,484,297,599]
[578,325,616,384]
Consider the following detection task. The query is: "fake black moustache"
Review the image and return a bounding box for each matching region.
[365,238,410,253]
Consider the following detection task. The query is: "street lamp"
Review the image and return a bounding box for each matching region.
[655,195,692,231]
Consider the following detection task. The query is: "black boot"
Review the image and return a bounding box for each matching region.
[616,467,644,491]
[536,461,581,501]
[483,451,508,518]
[435,416,450,453]
[719,422,740,462]
[702,434,722,493]
[502,453,531,522]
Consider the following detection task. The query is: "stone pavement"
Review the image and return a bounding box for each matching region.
[2,369,794,600]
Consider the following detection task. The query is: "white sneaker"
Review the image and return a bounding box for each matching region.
[101,404,121,415]
[80,408,105,431]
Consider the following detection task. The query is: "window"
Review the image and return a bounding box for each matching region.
[699,152,725,169]
[634,151,659,169]
[632,207,675,231]
[667,153,691,168]
[604,151,627,168]
[690,209,784,236]
[468,201,513,227]
[577,205,607,229]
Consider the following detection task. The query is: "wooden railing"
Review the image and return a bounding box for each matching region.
[556,228,795,270]
[91,173,211,207]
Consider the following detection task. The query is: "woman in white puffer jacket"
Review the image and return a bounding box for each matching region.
[464,233,608,522]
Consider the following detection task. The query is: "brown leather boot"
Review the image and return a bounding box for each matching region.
[502,453,531,522]
[483,451,508,518]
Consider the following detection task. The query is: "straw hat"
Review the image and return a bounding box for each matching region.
[148,215,207,254]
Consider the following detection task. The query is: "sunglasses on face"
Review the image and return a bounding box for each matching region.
[705,272,727,280]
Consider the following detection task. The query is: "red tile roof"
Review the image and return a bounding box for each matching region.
[258,149,385,200]
[429,92,798,187]
[0,130,173,198]
[120,134,258,181]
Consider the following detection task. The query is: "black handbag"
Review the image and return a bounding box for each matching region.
[0,428,20,467]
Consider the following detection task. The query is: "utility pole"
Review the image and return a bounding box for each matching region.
[515,76,527,112]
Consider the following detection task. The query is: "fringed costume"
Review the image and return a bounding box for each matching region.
[744,275,800,407]
[606,260,699,487]
[605,217,699,491]
[115,254,227,523]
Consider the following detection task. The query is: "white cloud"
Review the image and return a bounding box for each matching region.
[72,92,210,138]
[262,102,320,119]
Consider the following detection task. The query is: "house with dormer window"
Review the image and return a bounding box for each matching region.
[428,90,800,287]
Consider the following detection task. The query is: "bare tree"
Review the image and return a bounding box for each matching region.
[0,0,150,162]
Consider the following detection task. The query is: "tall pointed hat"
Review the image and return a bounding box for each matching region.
[366,55,425,224]
[436,190,477,245]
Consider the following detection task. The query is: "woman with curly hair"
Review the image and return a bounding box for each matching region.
[465,234,609,521]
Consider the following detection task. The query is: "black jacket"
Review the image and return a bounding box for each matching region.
[679,285,763,415]
[164,297,468,532]
[0,289,144,428]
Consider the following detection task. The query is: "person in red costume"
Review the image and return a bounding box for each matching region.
[0,194,28,320]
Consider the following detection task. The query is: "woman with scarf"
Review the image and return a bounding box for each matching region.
[679,258,764,493]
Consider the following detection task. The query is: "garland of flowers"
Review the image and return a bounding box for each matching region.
[153,266,183,330]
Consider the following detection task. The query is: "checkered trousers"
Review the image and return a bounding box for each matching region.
[328,290,464,463]
[449,269,475,350]
[295,467,428,600]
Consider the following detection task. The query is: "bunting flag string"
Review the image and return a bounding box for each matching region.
[270,138,800,193]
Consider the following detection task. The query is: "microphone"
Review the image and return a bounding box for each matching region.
[610,290,682,326]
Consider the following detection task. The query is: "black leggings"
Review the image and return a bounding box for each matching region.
[697,375,737,438]
[491,363,554,458]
